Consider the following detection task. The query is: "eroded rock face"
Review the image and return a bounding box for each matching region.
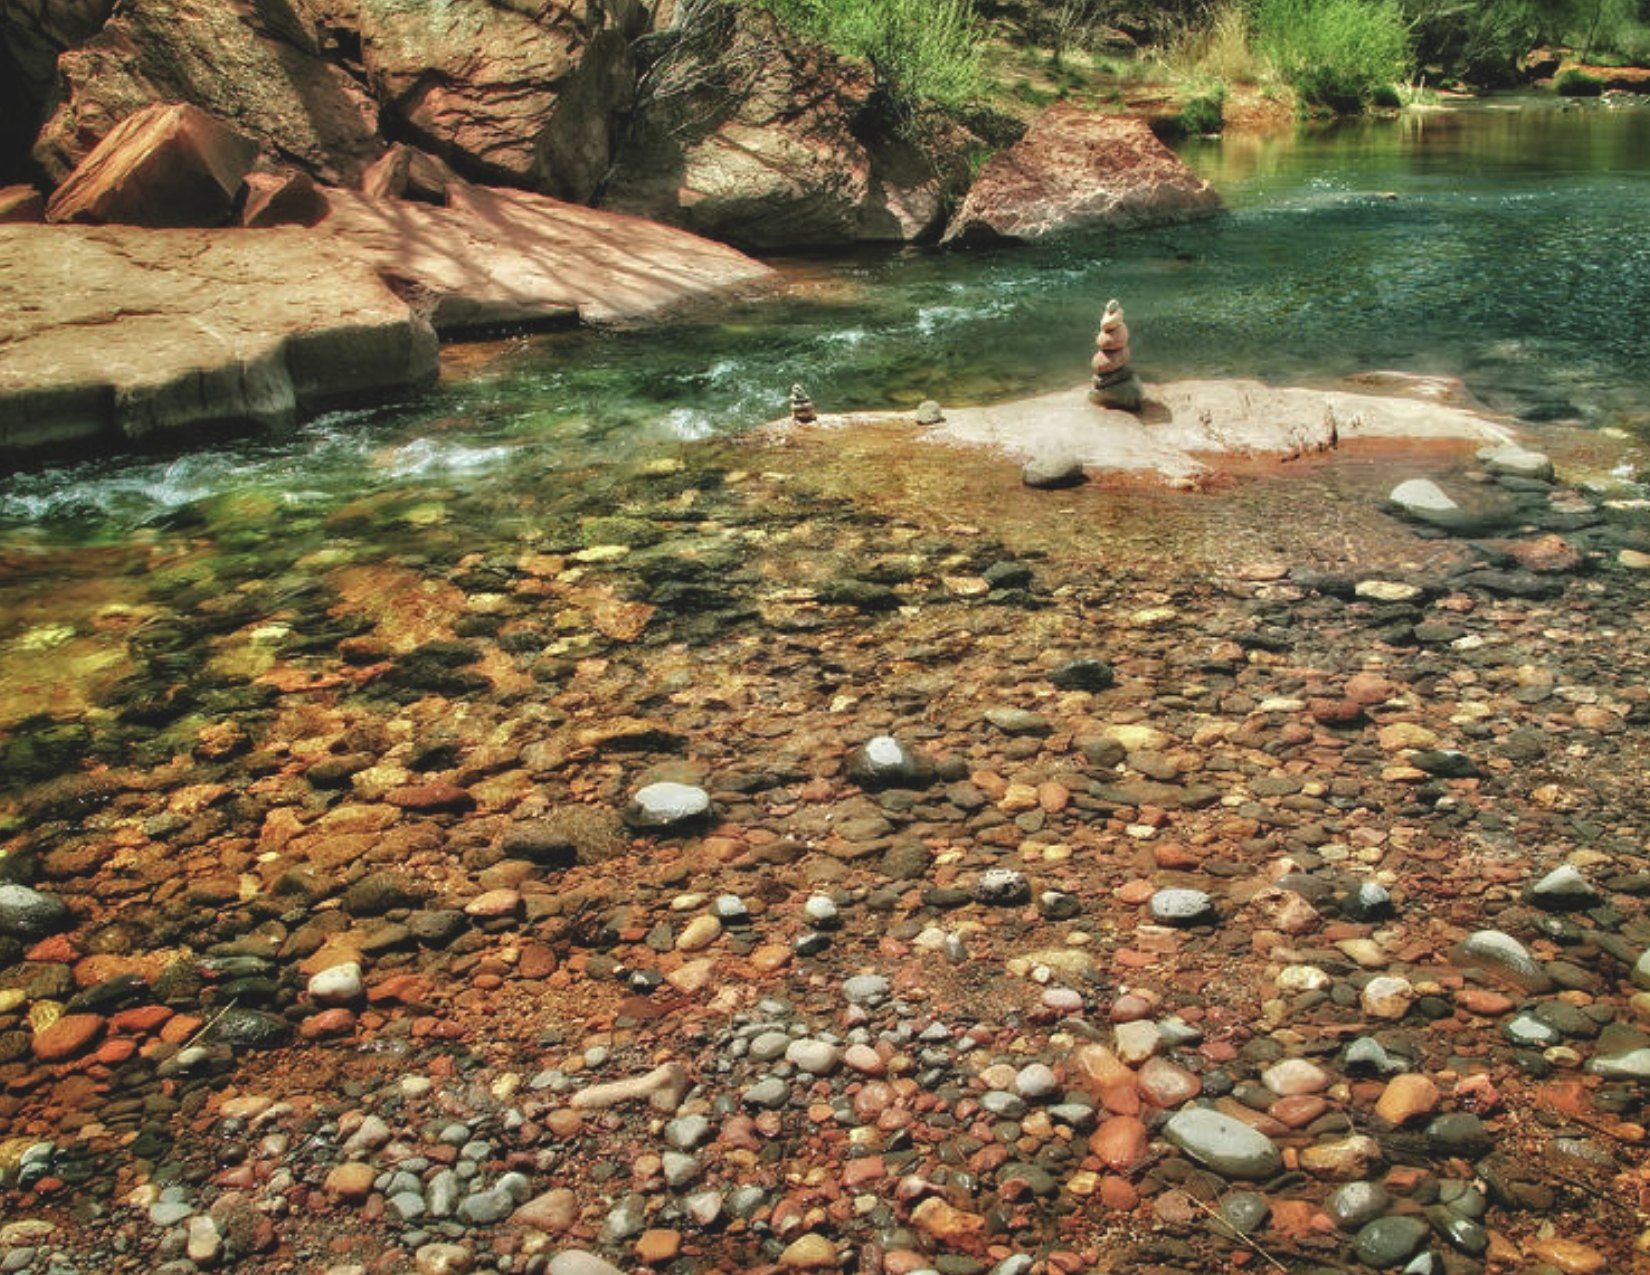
[308,0,635,202]
[0,0,116,175]
[0,223,438,453]
[943,106,1220,244]
[602,7,969,248]
[45,102,257,227]
[34,0,384,184]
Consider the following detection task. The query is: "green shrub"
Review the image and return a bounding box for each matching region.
[1174,86,1228,134]
[1556,67,1606,94]
[752,0,984,108]
[1369,81,1403,105]
[1254,0,1414,110]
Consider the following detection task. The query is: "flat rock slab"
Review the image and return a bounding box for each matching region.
[804,378,1514,481]
[0,224,438,455]
[322,186,776,334]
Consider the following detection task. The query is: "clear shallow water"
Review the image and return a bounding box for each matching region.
[3,98,1648,541]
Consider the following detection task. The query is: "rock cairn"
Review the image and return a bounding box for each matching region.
[790,383,816,424]
[1089,298,1142,411]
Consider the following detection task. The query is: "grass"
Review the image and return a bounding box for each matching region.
[1253,0,1413,110]
[749,0,985,108]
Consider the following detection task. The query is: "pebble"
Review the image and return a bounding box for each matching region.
[623,782,711,830]
[0,884,71,940]
[307,962,363,1006]
[1148,888,1217,925]
[1354,1215,1430,1268]
[1022,453,1086,489]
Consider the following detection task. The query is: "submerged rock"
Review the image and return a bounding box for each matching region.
[0,884,71,940]
[1163,1108,1282,1179]
[845,736,934,791]
[623,783,712,831]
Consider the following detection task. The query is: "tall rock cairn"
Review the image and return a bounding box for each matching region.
[790,383,817,424]
[1089,299,1143,411]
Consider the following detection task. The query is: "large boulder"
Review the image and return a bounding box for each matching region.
[319,183,776,333]
[0,223,439,455]
[307,0,636,202]
[45,102,258,226]
[943,106,1220,244]
[34,0,383,184]
[601,7,970,248]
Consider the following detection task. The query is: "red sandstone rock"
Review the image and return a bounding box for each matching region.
[33,1013,106,1061]
[46,103,257,227]
[943,106,1221,244]
[239,170,328,228]
[359,145,463,205]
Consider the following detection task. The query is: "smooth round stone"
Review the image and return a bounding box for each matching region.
[1590,1047,1650,1080]
[974,869,1031,906]
[623,782,711,831]
[914,400,945,426]
[1453,929,1554,992]
[1426,1113,1491,1156]
[1389,477,1457,515]
[1022,453,1086,490]
[675,915,722,951]
[1218,1191,1270,1234]
[1164,1108,1282,1180]
[842,974,889,1006]
[1049,658,1115,691]
[548,1253,626,1275]
[0,884,70,940]
[1343,882,1394,921]
[1041,987,1084,1013]
[1505,1012,1561,1047]
[1479,444,1553,481]
[710,894,749,922]
[785,1039,841,1076]
[1149,888,1217,926]
[1262,1058,1330,1097]
[664,1115,711,1150]
[743,1078,789,1109]
[1361,975,1415,1019]
[1353,1215,1430,1268]
[1014,1063,1059,1101]
[1327,1181,1391,1230]
[1355,579,1423,603]
[1527,864,1601,910]
[845,736,931,790]
[803,895,840,928]
[307,962,363,1006]
[749,1031,791,1061]
[778,1233,839,1269]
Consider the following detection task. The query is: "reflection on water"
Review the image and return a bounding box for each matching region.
[3,99,1648,540]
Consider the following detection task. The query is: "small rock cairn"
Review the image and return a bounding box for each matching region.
[790,383,817,424]
[1089,298,1143,411]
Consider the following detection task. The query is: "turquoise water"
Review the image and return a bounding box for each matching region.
[3,98,1648,539]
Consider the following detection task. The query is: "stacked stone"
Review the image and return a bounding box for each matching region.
[1089,298,1142,411]
[790,383,817,424]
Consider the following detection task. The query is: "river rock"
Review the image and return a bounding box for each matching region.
[1527,864,1601,910]
[1452,929,1554,993]
[1354,1215,1430,1268]
[1478,444,1553,481]
[845,736,933,790]
[1149,888,1217,926]
[1022,452,1087,489]
[1387,477,1519,535]
[45,102,257,227]
[623,782,712,831]
[547,1253,625,1275]
[0,884,71,940]
[943,106,1220,244]
[1163,1108,1282,1179]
